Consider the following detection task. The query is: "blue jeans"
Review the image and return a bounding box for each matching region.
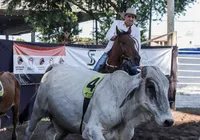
[93,53,108,71]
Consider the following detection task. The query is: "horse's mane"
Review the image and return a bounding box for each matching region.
[118,30,130,35]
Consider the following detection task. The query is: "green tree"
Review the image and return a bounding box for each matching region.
[4,0,197,44]
[67,0,197,43]
[15,38,26,42]
[3,0,81,43]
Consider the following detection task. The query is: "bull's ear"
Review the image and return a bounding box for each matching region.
[166,75,171,82]
[0,72,4,76]
[116,26,121,35]
[119,89,136,108]
[119,78,141,108]
[141,66,147,79]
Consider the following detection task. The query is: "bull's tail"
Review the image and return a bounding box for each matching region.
[19,90,37,124]
[19,83,40,124]
[20,64,58,123]
[45,64,59,73]
[24,83,48,140]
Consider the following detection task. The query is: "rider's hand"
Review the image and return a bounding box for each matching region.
[110,35,117,41]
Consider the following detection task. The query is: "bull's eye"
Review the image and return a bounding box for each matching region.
[146,81,157,100]
[148,85,155,93]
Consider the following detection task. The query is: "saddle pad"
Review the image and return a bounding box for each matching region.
[0,81,4,97]
[83,73,104,98]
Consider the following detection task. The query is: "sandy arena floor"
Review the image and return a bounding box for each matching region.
[0,108,200,140]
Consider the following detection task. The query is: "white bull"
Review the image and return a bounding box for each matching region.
[24,64,174,140]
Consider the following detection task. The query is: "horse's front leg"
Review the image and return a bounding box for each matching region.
[12,105,19,140]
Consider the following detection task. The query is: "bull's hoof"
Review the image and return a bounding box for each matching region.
[12,134,18,140]
[0,113,10,119]
[12,136,17,140]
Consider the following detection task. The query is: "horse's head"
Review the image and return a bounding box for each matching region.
[106,26,140,73]
[116,26,140,66]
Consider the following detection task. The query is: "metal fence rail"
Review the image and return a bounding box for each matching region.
[177,48,200,87]
[176,48,200,108]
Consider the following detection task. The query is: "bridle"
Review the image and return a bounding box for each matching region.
[106,34,139,69]
[105,58,118,69]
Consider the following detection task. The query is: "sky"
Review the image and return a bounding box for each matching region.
[152,0,200,33]
[150,0,200,47]
[1,0,200,47]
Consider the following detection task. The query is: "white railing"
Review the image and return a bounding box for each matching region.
[141,31,177,46]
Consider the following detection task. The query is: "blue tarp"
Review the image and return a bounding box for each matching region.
[178,48,200,54]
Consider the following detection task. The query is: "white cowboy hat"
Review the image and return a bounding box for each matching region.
[120,7,137,19]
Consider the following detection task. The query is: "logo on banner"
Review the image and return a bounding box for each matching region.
[49,57,54,64]
[40,58,45,65]
[17,56,23,65]
[27,57,34,70]
[59,57,65,64]
[87,50,96,66]
[13,43,66,74]
[140,52,154,65]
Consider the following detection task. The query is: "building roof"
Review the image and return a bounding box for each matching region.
[0,7,93,35]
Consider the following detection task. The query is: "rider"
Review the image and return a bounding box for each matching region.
[93,7,141,71]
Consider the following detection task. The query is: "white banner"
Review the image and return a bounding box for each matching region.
[64,47,104,70]
[13,43,172,75]
[13,43,66,74]
[140,48,172,75]
[64,47,172,75]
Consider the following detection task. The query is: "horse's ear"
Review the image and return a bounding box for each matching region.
[128,26,132,34]
[116,26,121,35]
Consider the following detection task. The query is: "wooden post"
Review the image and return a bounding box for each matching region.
[167,0,176,109]
[167,0,174,46]
[172,31,177,46]
[169,45,178,110]
[95,19,98,45]
[31,31,35,42]
[148,0,153,46]
[168,32,177,110]
[5,35,9,40]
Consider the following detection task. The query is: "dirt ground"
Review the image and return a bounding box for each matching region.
[0,108,200,140]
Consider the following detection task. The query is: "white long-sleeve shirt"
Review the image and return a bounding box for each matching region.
[104,20,141,53]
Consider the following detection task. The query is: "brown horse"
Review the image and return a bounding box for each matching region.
[100,26,141,74]
[0,72,20,140]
